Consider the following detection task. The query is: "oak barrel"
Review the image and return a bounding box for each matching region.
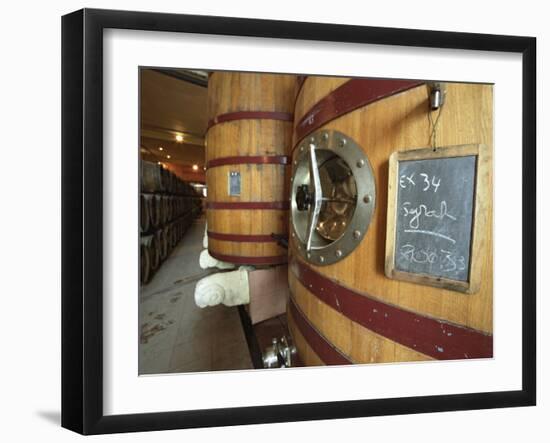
[205,72,295,265]
[140,240,150,285]
[140,194,150,233]
[142,234,159,273]
[141,160,164,193]
[288,77,494,366]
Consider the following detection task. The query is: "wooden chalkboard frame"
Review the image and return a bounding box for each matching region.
[385,143,490,293]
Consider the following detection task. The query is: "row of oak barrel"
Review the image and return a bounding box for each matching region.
[140,211,200,285]
[141,160,199,195]
[140,161,203,284]
[140,193,201,234]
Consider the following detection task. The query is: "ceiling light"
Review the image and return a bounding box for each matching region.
[192,164,199,171]
[175,134,184,142]
[158,146,163,151]
[166,155,171,159]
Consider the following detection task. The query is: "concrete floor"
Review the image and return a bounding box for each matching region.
[139,216,253,375]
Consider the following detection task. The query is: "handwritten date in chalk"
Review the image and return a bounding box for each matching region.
[399,244,466,273]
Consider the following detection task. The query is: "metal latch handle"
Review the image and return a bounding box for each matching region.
[305,144,323,252]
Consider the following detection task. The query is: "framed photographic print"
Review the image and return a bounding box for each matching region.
[61,8,536,435]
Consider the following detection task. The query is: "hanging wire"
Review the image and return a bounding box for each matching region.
[427,105,444,151]
[428,83,445,152]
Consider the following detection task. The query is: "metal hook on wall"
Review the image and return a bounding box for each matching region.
[427,82,447,151]
[428,82,447,110]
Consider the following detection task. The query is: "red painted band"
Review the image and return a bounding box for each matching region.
[206,155,290,169]
[293,78,425,149]
[207,231,283,243]
[290,257,493,361]
[289,297,352,366]
[207,111,293,130]
[207,201,290,210]
[293,75,308,109]
[208,250,287,265]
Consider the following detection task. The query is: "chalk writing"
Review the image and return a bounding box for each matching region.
[399,244,466,274]
[399,172,441,192]
[401,201,457,230]
[403,229,456,244]
[394,155,476,282]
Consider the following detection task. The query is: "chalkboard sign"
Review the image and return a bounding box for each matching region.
[385,144,489,293]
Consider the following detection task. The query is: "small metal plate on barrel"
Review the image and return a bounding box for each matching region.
[228,171,241,196]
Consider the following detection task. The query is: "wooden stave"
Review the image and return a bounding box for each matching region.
[288,77,493,365]
[207,72,296,120]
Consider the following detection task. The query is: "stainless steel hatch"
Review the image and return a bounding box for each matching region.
[291,130,376,265]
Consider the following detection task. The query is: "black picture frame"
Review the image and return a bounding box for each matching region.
[61,8,536,435]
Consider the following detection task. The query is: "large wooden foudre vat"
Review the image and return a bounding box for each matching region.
[287,76,493,366]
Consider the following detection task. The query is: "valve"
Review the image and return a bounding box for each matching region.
[262,336,297,368]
